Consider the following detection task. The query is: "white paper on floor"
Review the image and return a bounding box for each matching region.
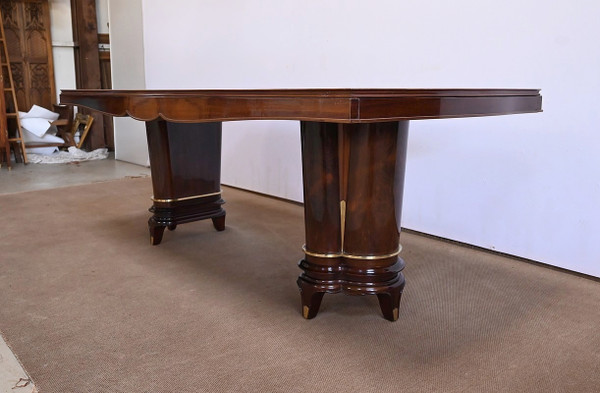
[19,105,60,136]
[19,105,65,153]
[27,147,109,164]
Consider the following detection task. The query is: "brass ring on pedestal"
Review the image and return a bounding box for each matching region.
[151,190,222,203]
[302,244,402,260]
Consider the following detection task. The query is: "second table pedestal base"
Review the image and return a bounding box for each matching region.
[146,120,224,245]
[148,195,225,245]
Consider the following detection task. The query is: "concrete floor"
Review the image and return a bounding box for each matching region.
[0,153,151,196]
[0,156,150,392]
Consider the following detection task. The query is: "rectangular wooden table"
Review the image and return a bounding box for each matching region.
[60,89,542,321]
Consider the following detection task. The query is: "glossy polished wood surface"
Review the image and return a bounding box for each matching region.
[59,88,542,321]
[60,88,542,123]
[299,121,408,320]
[146,120,225,245]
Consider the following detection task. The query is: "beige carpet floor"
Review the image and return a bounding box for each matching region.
[0,178,599,393]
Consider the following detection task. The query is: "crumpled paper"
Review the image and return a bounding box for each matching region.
[19,105,60,138]
[26,147,109,164]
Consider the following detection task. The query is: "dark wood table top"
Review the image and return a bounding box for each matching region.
[60,88,542,123]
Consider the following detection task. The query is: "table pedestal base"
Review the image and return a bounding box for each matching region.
[146,120,225,245]
[148,197,225,245]
[297,257,406,321]
[298,120,409,321]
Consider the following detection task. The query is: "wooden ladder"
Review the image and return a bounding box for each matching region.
[0,72,10,168]
[0,10,27,169]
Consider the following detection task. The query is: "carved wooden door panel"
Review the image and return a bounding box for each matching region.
[1,0,55,112]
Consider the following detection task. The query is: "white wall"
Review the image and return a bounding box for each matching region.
[133,0,599,277]
[108,0,149,166]
[96,0,109,34]
[49,0,76,103]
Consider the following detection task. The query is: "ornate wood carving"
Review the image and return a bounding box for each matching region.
[1,0,55,111]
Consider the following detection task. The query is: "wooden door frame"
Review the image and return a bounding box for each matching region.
[70,0,105,150]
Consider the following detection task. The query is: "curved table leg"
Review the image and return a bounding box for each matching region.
[212,215,226,232]
[149,217,167,246]
[297,277,326,319]
[376,281,405,322]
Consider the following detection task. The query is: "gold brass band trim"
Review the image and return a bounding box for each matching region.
[340,200,347,252]
[343,246,403,260]
[151,190,222,203]
[302,246,343,259]
[302,244,403,260]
